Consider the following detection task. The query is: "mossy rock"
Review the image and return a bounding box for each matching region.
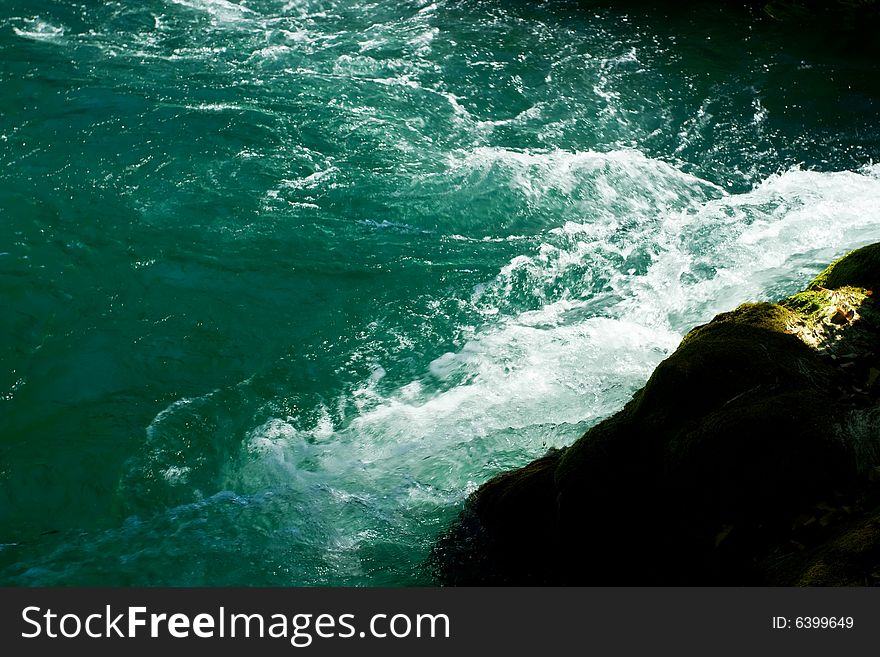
[810,242,880,293]
[763,497,880,586]
[552,304,853,583]
[795,511,880,586]
[554,301,842,510]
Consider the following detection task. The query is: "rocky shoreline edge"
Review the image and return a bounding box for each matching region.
[432,243,880,585]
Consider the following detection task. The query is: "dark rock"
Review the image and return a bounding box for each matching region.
[432,243,880,585]
[432,451,563,585]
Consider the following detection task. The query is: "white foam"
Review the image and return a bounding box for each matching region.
[170,0,256,23]
[280,167,338,190]
[186,102,244,112]
[249,44,293,61]
[161,466,191,484]
[617,163,880,331]
[351,313,676,437]
[12,18,65,42]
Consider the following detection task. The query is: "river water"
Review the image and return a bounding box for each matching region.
[1,0,879,585]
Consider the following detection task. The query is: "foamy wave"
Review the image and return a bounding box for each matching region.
[619,163,880,331]
[468,157,880,332]
[312,163,880,491]
[446,147,724,214]
[12,18,65,41]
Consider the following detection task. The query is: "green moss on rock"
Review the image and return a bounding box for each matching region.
[765,502,880,586]
[810,242,880,292]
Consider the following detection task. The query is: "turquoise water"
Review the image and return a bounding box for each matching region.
[1,0,879,585]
